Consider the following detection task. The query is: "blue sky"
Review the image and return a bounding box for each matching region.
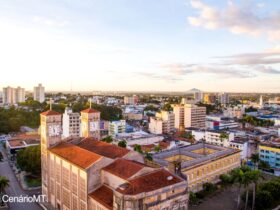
[0,0,280,92]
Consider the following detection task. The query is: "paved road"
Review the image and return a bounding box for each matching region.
[0,146,42,210]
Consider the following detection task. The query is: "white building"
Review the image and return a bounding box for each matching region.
[115,131,164,147]
[149,111,175,134]
[219,92,229,105]
[229,138,249,160]
[184,104,206,128]
[2,86,25,105]
[223,106,245,119]
[173,104,185,130]
[62,107,80,138]
[108,120,126,137]
[205,130,234,147]
[33,83,45,103]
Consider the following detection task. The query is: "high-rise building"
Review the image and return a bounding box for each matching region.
[108,120,126,137]
[203,94,216,104]
[219,92,229,105]
[184,104,206,128]
[2,86,25,104]
[193,90,203,102]
[33,83,45,103]
[149,111,175,134]
[259,95,263,108]
[124,95,138,105]
[62,107,80,138]
[173,104,185,130]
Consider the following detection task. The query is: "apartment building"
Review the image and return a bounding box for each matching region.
[203,94,216,104]
[173,104,185,130]
[62,107,81,138]
[108,120,126,137]
[259,141,280,169]
[184,104,206,128]
[205,130,234,147]
[153,143,240,192]
[219,92,229,105]
[40,107,189,210]
[149,111,175,134]
[2,86,25,104]
[33,83,45,103]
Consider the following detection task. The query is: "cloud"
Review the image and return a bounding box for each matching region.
[188,0,280,41]
[33,16,70,27]
[215,50,280,65]
[254,65,280,74]
[161,63,255,78]
[135,72,181,81]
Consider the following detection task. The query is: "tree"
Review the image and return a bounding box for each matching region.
[231,168,245,210]
[255,190,273,210]
[250,170,262,210]
[0,176,9,206]
[251,153,259,170]
[219,132,229,143]
[118,140,127,148]
[162,103,172,111]
[101,136,113,143]
[154,145,161,153]
[17,145,41,175]
[243,171,253,210]
[133,144,142,153]
[145,152,153,161]
[258,160,270,170]
[219,174,233,187]
[189,191,199,205]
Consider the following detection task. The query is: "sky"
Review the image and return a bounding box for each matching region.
[0,0,280,92]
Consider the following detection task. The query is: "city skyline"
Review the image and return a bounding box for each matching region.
[0,0,280,92]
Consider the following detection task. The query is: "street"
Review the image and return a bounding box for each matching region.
[0,145,42,210]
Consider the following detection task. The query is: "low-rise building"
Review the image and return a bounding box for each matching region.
[153,143,240,192]
[109,120,126,137]
[259,140,280,169]
[229,137,249,160]
[205,130,234,147]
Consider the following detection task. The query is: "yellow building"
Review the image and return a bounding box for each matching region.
[153,143,241,192]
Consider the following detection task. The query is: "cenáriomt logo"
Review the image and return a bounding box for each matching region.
[1,194,47,203]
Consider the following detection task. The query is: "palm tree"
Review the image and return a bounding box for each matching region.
[250,170,262,210]
[0,176,9,206]
[243,171,252,210]
[251,153,259,170]
[231,168,244,210]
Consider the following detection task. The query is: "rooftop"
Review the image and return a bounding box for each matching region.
[153,143,240,170]
[116,169,183,195]
[89,185,113,210]
[49,142,102,169]
[81,108,100,113]
[41,110,61,116]
[102,159,145,180]
[78,138,130,159]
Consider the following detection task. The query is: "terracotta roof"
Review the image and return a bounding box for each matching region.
[81,108,100,113]
[116,169,182,195]
[49,142,102,169]
[41,110,61,116]
[159,141,170,149]
[89,185,113,210]
[8,139,25,147]
[78,138,130,159]
[102,159,145,179]
[11,133,40,140]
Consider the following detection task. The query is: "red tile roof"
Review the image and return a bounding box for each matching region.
[89,185,113,210]
[81,108,100,113]
[78,138,130,159]
[116,169,182,195]
[102,159,145,180]
[41,110,61,116]
[49,142,102,169]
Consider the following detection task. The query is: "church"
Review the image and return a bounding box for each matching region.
[40,106,188,210]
